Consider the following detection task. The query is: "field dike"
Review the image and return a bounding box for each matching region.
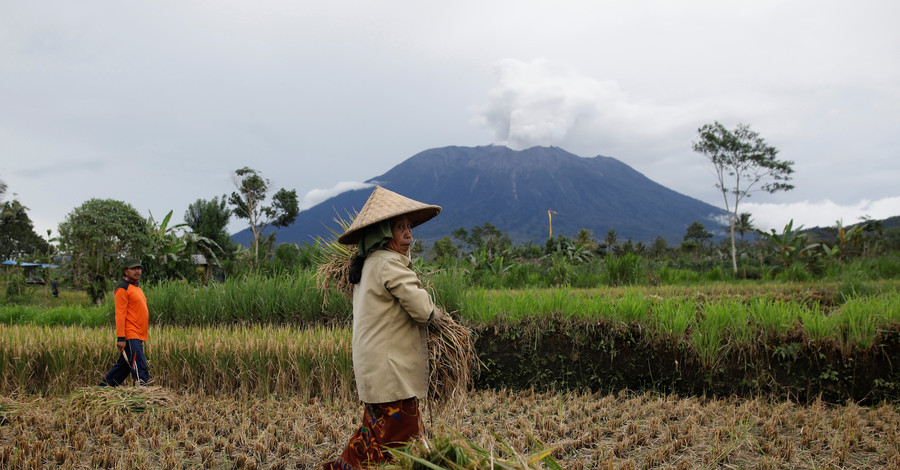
[473,315,900,404]
[1,320,899,404]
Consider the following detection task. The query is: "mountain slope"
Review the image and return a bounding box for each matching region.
[234,145,726,246]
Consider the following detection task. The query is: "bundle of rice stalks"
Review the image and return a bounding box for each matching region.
[428,313,480,404]
[314,212,480,405]
[315,212,357,307]
[72,386,176,413]
[386,432,563,470]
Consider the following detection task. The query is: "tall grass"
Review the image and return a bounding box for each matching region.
[602,253,646,286]
[137,269,352,325]
[0,304,107,326]
[0,324,354,399]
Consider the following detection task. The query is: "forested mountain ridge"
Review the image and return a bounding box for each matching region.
[233,145,726,246]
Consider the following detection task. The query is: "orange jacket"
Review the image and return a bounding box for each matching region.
[115,279,149,341]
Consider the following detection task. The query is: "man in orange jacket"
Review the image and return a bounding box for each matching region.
[100,258,150,386]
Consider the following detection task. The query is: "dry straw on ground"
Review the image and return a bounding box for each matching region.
[3,389,898,469]
[71,385,176,412]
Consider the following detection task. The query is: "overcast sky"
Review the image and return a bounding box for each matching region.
[2,0,899,243]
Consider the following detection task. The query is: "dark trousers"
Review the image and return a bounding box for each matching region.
[100,339,149,386]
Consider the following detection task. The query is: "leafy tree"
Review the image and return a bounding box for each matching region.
[683,221,713,251]
[650,236,669,258]
[410,239,425,258]
[693,121,794,274]
[57,199,150,304]
[228,167,299,271]
[431,236,458,261]
[451,222,511,259]
[0,199,50,260]
[185,196,234,257]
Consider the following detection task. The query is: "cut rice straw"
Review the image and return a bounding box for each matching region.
[72,385,176,412]
[315,212,358,307]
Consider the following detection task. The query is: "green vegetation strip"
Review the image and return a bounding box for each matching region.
[461,287,900,353]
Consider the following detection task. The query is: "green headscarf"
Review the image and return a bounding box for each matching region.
[356,220,393,257]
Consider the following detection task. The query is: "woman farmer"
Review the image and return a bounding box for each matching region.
[324,186,445,469]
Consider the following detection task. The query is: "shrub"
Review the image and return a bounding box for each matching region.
[602,253,645,286]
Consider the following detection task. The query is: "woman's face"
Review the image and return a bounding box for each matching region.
[385,216,413,255]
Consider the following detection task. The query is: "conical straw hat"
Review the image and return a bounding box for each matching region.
[338,186,442,245]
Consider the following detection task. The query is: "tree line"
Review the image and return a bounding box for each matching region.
[2,122,898,301]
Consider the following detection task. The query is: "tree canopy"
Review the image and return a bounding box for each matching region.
[693,121,794,273]
[228,167,299,271]
[57,198,150,304]
[185,195,234,255]
[0,199,50,260]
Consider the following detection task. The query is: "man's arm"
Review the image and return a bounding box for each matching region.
[114,285,128,351]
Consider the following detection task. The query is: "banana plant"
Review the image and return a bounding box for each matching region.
[756,219,819,267]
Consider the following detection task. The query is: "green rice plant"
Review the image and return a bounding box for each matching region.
[649,297,696,340]
[692,299,741,367]
[748,298,793,336]
[879,293,900,323]
[462,289,503,323]
[460,287,616,323]
[836,294,899,351]
[798,302,837,344]
[610,290,651,325]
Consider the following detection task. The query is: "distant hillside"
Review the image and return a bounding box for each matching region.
[803,215,900,241]
[233,145,727,246]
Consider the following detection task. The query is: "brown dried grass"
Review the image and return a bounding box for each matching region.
[2,389,899,469]
[427,313,480,404]
[71,385,177,412]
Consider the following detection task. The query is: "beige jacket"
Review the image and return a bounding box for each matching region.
[352,249,443,403]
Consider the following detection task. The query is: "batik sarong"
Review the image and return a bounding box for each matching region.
[323,397,422,470]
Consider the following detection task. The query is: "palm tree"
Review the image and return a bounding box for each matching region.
[735,213,755,242]
[604,229,618,254]
[576,229,596,248]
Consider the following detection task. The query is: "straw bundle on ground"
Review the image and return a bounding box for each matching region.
[71,385,176,412]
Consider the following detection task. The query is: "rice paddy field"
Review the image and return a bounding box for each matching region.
[2,386,899,469]
[2,276,899,468]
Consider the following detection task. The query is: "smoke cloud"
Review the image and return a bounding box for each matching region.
[474,58,685,154]
[300,181,374,211]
